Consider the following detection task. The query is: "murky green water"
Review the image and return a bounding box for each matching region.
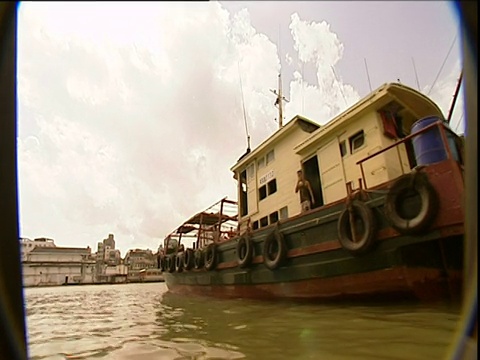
[24,282,461,359]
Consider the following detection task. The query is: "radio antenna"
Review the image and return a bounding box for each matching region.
[331,66,348,107]
[269,25,289,128]
[270,74,289,128]
[411,57,421,91]
[428,34,457,95]
[447,69,463,124]
[364,58,372,92]
[238,62,250,150]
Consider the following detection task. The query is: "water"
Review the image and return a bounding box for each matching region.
[24,283,461,360]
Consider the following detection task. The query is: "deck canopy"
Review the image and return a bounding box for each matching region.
[163,197,239,250]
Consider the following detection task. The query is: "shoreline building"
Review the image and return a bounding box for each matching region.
[20,237,56,262]
[21,238,96,287]
[124,249,156,282]
[94,234,126,283]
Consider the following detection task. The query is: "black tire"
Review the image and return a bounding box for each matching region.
[337,200,376,254]
[167,255,176,273]
[159,255,166,271]
[263,230,287,270]
[183,248,194,270]
[194,249,204,269]
[175,253,184,273]
[236,235,254,268]
[384,172,439,235]
[204,243,217,271]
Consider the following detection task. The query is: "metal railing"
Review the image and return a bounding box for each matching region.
[356,119,459,189]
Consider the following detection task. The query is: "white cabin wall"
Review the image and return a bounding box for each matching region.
[335,112,383,191]
[335,112,411,191]
[237,126,314,231]
[374,114,412,184]
[255,130,308,223]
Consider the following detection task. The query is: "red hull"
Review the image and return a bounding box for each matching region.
[165,266,462,302]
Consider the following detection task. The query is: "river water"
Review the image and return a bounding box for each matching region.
[24,282,461,360]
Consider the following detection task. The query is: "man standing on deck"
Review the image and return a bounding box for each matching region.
[295,170,315,212]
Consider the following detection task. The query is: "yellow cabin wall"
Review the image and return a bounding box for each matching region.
[237,126,313,232]
[306,110,414,204]
[374,116,412,185]
[314,112,382,199]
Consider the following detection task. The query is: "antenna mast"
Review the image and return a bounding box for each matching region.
[447,69,463,124]
[238,62,250,150]
[364,58,372,92]
[411,57,421,91]
[428,34,457,95]
[270,74,289,128]
[269,25,289,129]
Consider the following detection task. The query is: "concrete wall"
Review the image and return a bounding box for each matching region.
[22,262,95,287]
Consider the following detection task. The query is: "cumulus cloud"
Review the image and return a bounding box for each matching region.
[284,13,360,123]
[17,2,282,253]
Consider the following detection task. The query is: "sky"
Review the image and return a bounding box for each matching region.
[17,1,464,257]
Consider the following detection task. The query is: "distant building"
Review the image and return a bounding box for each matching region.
[103,233,115,250]
[104,248,121,266]
[124,249,156,282]
[96,242,105,261]
[94,234,126,283]
[22,245,95,287]
[20,237,56,262]
[104,263,128,283]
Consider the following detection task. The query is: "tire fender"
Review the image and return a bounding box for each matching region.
[337,200,376,254]
[204,243,217,271]
[384,172,438,235]
[263,229,287,270]
[236,234,254,268]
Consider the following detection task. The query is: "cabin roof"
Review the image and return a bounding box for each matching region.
[185,212,223,226]
[175,211,237,234]
[230,115,320,172]
[294,82,444,154]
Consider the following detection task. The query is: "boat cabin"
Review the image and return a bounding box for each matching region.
[230,115,320,234]
[231,83,449,234]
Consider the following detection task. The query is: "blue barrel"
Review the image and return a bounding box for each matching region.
[411,116,459,166]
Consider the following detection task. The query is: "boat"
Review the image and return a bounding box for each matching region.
[157,79,465,302]
[138,268,165,282]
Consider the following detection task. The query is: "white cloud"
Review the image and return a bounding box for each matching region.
[284,13,360,123]
[17,2,282,254]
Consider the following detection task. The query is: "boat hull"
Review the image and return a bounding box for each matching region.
[163,266,462,302]
[162,160,464,302]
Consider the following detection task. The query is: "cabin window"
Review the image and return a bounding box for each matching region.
[267,179,277,195]
[257,157,265,169]
[266,149,275,165]
[259,178,277,201]
[279,206,288,219]
[339,140,347,157]
[247,163,255,181]
[379,111,398,139]
[252,220,259,230]
[240,169,248,216]
[260,216,268,228]
[259,185,267,200]
[269,211,279,224]
[349,130,365,152]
